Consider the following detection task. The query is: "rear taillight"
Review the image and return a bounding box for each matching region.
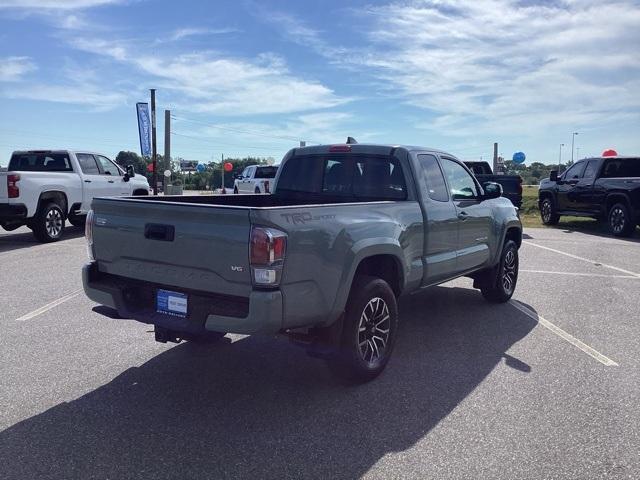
[250,226,286,287]
[7,174,20,198]
[264,180,270,193]
[85,209,95,261]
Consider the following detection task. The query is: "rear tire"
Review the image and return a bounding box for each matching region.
[479,240,519,303]
[607,203,635,237]
[327,275,398,383]
[32,202,65,243]
[540,197,560,225]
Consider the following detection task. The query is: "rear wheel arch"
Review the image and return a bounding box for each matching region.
[132,188,149,196]
[37,191,68,217]
[605,193,630,212]
[351,254,404,299]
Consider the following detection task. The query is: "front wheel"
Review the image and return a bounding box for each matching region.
[608,203,635,237]
[327,275,398,383]
[32,202,65,242]
[479,240,519,303]
[540,197,560,225]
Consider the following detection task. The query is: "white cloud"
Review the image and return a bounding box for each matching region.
[69,37,350,115]
[0,56,36,81]
[353,0,640,135]
[3,83,127,110]
[167,27,238,42]
[0,0,123,9]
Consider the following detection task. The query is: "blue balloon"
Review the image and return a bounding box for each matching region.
[196,163,205,173]
[512,152,526,164]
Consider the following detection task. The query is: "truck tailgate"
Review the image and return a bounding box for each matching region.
[91,198,253,297]
[0,172,7,201]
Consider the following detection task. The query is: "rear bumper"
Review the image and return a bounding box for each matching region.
[0,203,27,222]
[82,262,283,335]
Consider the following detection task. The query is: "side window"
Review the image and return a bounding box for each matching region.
[247,166,256,178]
[418,154,448,202]
[563,161,586,180]
[96,155,120,176]
[76,154,100,175]
[582,160,599,179]
[441,158,478,200]
[240,168,248,178]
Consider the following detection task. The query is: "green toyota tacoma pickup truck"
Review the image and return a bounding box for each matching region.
[83,142,522,382]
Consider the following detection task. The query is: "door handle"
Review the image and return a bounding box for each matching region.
[458,211,469,220]
[108,180,115,183]
[84,179,92,183]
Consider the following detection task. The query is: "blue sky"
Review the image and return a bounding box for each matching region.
[1,0,639,167]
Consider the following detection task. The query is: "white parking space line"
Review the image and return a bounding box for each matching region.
[520,269,639,279]
[523,241,640,278]
[510,300,619,367]
[14,290,81,322]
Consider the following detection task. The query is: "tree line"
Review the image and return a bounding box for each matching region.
[114,151,274,190]
[502,160,572,185]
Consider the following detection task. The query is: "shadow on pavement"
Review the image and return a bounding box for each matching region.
[0,286,536,479]
[0,224,85,254]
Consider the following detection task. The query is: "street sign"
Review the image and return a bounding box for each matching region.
[180,160,198,172]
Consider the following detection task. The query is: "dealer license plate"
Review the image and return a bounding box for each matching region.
[156,289,188,317]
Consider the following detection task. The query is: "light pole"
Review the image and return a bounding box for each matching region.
[571,132,579,163]
[558,143,564,171]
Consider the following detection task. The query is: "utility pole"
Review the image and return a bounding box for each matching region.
[558,143,564,171]
[150,89,157,195]
[571,132,579,164]
[221,153,225,194]
[492,142,498,173]
[164,109,170,189]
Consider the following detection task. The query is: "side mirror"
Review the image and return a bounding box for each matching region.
[482,181,502,200]
[550,170,559,182]
[124,165,135,182]
[236,174,243,180]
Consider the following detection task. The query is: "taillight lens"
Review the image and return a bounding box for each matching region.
[7,174,20,198]
[250,226,286,287]
[85,209,95,261]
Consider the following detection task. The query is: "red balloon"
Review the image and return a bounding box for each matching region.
[602,149,617,157]
[146,162,154,172]
[224,162,233,172]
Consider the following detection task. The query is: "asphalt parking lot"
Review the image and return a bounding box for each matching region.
[1,224,639,479]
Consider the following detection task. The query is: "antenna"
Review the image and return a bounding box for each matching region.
[346,136,358,144]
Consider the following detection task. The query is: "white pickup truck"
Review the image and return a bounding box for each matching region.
[233,165,278,194]
[0,150,150,242]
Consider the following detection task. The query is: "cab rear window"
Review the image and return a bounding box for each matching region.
[8,153,73,172]
[277,154,407,200]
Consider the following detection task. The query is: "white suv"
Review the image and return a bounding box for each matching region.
[233,165,278,194]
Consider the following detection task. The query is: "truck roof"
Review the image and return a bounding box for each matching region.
[11,149,106,156]
[290,143,457,158]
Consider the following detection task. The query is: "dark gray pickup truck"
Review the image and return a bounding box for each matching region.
[464,161,523,209]
[83,143,522,381]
